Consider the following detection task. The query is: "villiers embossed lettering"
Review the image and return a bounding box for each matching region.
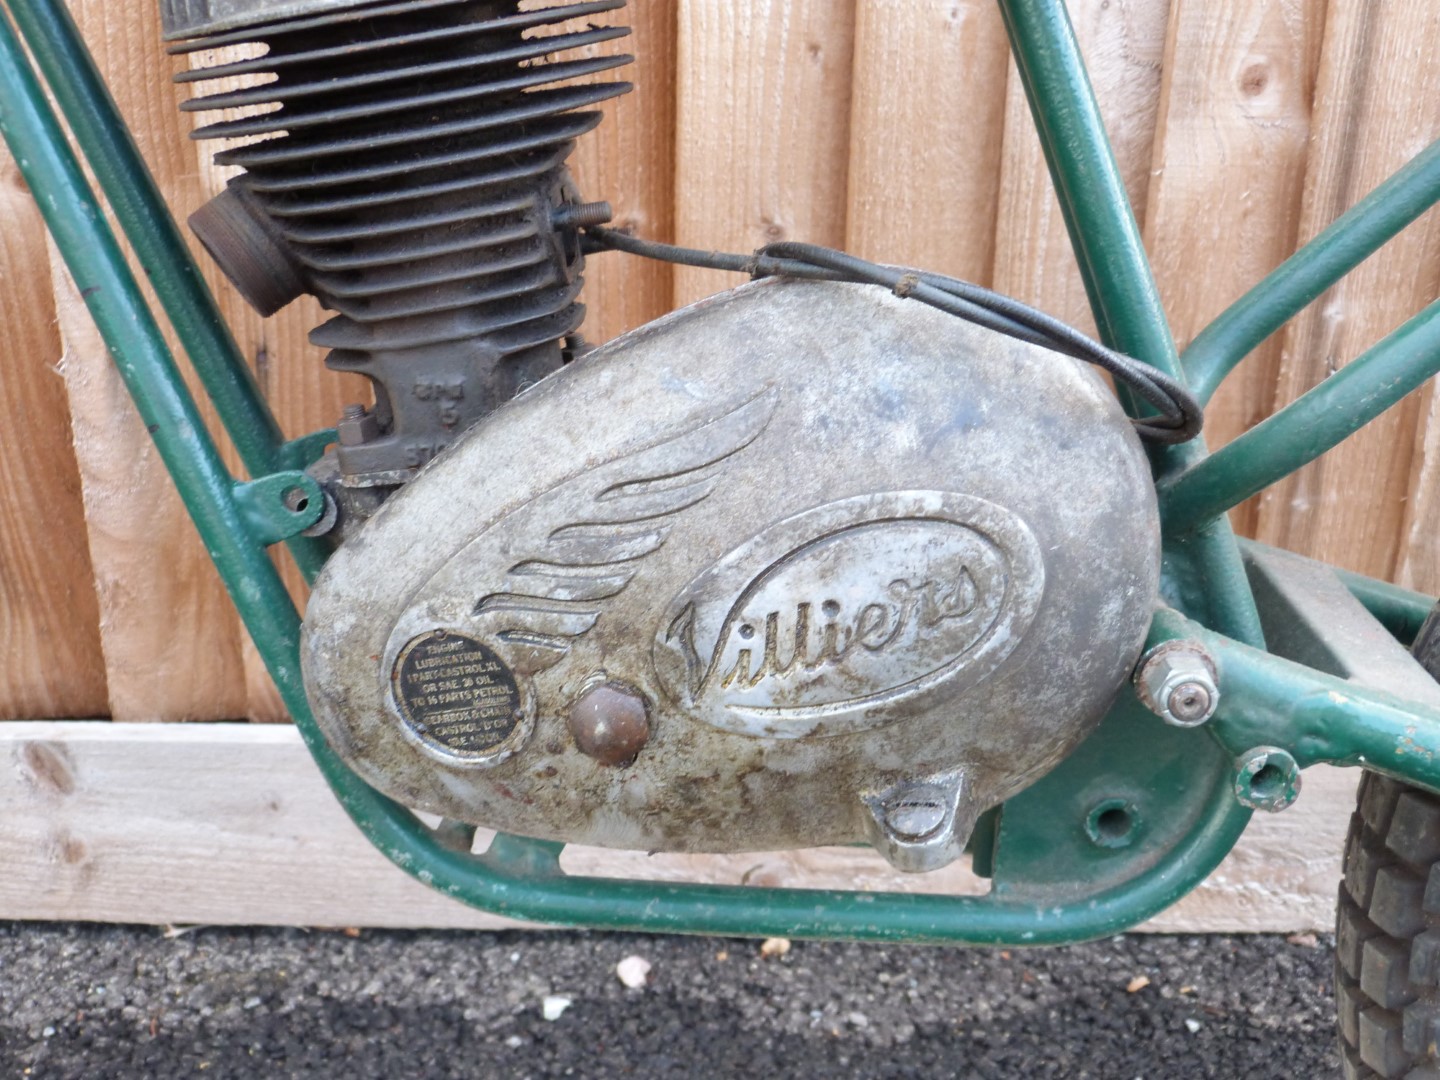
[653,492,1045,737]
[392,631,523,756]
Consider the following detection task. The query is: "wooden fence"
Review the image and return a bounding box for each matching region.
[3,0,1440,724]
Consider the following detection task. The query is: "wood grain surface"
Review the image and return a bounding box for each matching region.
[1255,2,1440,581]
[673,0,857,305]
[0,154,108,720]
[1144,0,1324,535]
[0,721,1357,934]
[845,0,1009,283]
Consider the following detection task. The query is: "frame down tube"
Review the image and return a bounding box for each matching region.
[995,0,1264,648]
[0,7,323,684]
[5,0,333,580]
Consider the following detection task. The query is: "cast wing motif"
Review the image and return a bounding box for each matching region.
[468,390,776,672]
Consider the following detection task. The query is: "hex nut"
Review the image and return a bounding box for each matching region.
[1135,642,1219,727]
[1234,746,1301,812]
[568,682,650,767]
[337,405,380,447]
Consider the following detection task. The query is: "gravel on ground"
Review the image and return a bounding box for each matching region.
[0,923,1337,1079]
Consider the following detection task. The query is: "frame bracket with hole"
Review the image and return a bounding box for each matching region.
[232,472,325,547]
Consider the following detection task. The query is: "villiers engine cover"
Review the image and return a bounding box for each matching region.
[301,279,1161,871]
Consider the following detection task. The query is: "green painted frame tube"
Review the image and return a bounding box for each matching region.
[1148,609,1440,793]
[293,748,1251,945]
[995,0,1264,648]
[0,7,310,679]
[6,0,330,581]
[1185,139,1440,404]
[1159,298,1440,534]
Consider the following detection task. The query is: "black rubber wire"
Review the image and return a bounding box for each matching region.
[582,225,1203,445]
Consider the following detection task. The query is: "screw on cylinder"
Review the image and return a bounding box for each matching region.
[1134,642,1219,727]
[562,334,594,364]
[552,201,614,230]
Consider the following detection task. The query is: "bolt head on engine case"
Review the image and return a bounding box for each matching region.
[301,280,1161,871]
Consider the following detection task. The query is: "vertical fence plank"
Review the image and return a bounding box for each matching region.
[844,0,1009,282]
[50,1,248,721]
[1143,0,1323,536]
[0,153,109,719]
[1254,2,1440,582]
[1400,391,1440,594]
[673,0,858,306]
[566,1,679,344]
[48,254,247,722]
[991,0,1170,336]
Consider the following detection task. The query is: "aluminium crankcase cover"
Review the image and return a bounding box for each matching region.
[301,279,1161,868]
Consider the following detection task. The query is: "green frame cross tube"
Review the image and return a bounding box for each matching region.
[7,0,1440,946]
[1184,139,1440,405]
[1161,299,1440,534]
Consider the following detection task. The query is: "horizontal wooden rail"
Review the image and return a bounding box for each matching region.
[2,721,1355,933]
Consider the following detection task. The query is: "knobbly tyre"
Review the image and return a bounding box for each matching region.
[4,0,1440,1075]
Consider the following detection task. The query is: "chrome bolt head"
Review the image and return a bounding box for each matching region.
[1135,643,1219,728]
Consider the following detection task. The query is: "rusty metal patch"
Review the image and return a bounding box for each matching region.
[391,631,523,757]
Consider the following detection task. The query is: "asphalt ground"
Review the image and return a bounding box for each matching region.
[0,924,1337,1078]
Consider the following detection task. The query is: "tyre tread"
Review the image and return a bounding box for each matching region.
[1341,769,1440,1076]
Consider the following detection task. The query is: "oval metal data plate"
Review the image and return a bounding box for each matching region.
[653,492,1044,737]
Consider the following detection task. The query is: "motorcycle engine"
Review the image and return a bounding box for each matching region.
[302,279,1159,870]
[165,0,1160,872]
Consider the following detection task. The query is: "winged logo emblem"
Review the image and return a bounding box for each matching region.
[464,389,778,674]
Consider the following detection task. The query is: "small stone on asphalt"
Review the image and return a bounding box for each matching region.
[760,937,791,958]
[1127,975,1151,993]
[1185,1018,1203,1033]
[616,956,651,988]
[542,995,572,1021]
